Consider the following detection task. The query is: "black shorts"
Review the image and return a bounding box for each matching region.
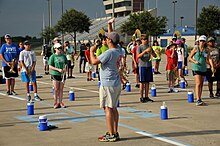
[51,75,66,82]
[206,68,220,82]
[3,66,18,79]
[192,70,206,76]
[67,60,74,68]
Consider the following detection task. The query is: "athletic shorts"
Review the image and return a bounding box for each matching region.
[206,68,220,82]
[85,62,94,72]
[51,75,66,82]
[99,85,121,108]
[166,70,176,81]
[177,62,183,69]
[192,70,206,76]
[43,57,49,66]
[67,60,74,68]
[2,66,18,79]
[21,71,36,82]
[139,66,153,83]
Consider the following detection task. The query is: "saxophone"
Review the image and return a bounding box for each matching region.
[8,59,16,73]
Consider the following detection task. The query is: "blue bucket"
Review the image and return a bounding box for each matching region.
[27,102,34,115]
[69,91,75,101]
[29,84,33,91]
[160,106,168,120]
[39,122,48,131]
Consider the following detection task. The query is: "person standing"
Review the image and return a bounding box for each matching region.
[85,43,94,81]
[189,35,208,106]
[76,43,87,73]
[41,44,51,75]
[137,34,156,103]
[20,40,42,102]
[90,18,122,142]
[48,43,68,109]
[181,38,189,76]
[64,41,75,78]
[0,34,19,95]
[206,37,220,98]
[152,40,163,74]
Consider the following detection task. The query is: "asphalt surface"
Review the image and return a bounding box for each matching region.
[0,55,219,146]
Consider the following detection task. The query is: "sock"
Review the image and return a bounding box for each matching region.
[34,93,38,96]
[27,93,30,96]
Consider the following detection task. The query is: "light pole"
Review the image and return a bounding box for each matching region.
[195,0,198,40]
[61,0,64,46]
[172,1,177,33]
[180,16,184,27]
[112,0,115,30]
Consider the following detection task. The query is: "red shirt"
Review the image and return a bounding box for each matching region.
[85,49,90,61]
[132,46,138,63]
[166,49,178,70]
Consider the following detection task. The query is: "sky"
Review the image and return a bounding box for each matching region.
[0,0,219,37]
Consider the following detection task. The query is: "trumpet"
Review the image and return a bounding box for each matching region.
[8,59,16,73]
[61,64,67,83]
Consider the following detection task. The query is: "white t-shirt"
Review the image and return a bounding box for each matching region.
[177,47,183,62]
[19,50,36,72]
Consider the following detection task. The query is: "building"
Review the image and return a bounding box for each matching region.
[103,0,144,17]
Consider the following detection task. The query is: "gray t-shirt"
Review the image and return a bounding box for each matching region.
[19,50,36,72]
[210,47,220,67]
[137,45,152,67]
[98,47,122,87]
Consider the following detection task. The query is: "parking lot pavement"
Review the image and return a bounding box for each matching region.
[0,55,219,146]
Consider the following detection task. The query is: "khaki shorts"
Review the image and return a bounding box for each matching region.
[99,85,121,108]
[166,70,176,81]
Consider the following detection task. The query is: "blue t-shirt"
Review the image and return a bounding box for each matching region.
[98,48,122,87]
[0,43,19,67]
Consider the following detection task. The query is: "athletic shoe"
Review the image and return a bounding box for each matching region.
[27,95,31,102]
[122,84,126,90]
[54,103,60,109]
[209,93,214,98]
[6,91,11,95]
[174,84,179,88]
[196,100,204,106]
[172,88,179,93]
[144,97,154,102]
[215,93,220,97]
[140,97,146,103]
[34,95,42,101]
[168,88,172,93]
[115,132,120,141]
[11,91,17,95]
[60,102,66,108]
[98,133,116,142]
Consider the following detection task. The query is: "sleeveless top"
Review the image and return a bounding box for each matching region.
[192,46,207,72]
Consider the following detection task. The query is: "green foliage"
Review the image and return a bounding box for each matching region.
[120,11,167,36]
[197,5,220,36]
[40,26,57,44]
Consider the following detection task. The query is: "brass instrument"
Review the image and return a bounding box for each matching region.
[126,29,141,54]
[8,59,16,73]
[61,64,67,83]
[97,28,106,40]
[173,30,181,40]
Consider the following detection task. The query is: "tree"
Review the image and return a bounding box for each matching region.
[55,8,91,51]
[197,5,220,36]
[40,26,57,45]
[120,11,167,37]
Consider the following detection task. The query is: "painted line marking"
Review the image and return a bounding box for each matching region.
[136,131,190,146]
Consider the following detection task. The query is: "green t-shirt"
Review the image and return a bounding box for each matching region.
[96,44,109,56]
[152,46,163,60]
[48,54,68,76]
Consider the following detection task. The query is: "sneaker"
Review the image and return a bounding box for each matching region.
[196,100,204,106]
[60,102,66,108]
[98,133,116,142]
[6,91,11,95]
[215,93,220,97]
[11,91,17,95]
[140,97,146,103]
[209,93,214,98]
[27,95,31,102]
[144,97,154,102]
[172,88,179,93]
[115,132,120,141]
[168,88,172,93]
[122,84,126,90]
[34,95,43,101]
[54,103,60,109]
[135,84,140,88]
[174,84,179,88]
[185,82,188,87]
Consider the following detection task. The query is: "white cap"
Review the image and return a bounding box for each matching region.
[54,43,62,49]
[198,35,207,41]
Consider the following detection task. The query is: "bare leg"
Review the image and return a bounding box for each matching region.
[105,107,115,135]
[59,81,65,103]
[145,82,149,97]
[112,107,119,134]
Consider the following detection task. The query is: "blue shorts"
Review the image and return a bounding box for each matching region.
[21,71,36,82]
[139,66,153,83]
[177,62,183,69]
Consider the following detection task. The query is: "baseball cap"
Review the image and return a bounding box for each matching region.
[136,38,141,42]
[24,40,30,45]
[106,32,120,44]
[207,37,215,42]
[53,37,60,42]
[54,43,62,49]
[176,40,182,45]
[199,35,207,41]
[4,34,11,39]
